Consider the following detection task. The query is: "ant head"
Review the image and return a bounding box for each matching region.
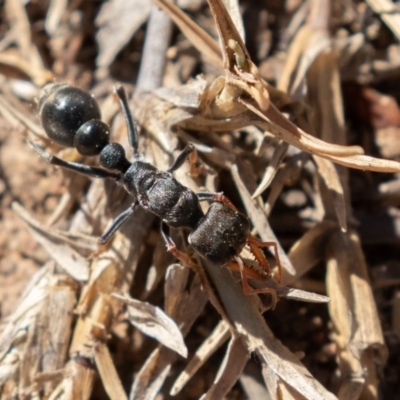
[100,143,130,172]
[39,83,110,155]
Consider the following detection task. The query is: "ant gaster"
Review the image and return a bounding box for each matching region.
[32,83,282,304]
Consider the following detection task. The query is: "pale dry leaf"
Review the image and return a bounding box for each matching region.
[288,221,338,285]
[12,202,89,282]
[261,365,278,400]
[154,78,208,109]
[0,264,52,359]
[274,286,330,303]
[243,267,330,303]
[52,357,95,400]
[130,278,208,399]
[0,51,52,88]
[113,294,188,358]
[20,284,76,398]
[252,140,288,199]
[94,342,128,400]
[309,51,346,144]
[221,0,245,41]
[203,336,248,399]
[202,262,337,400]
[242,100,400,173]
[366,0,400,41]
[313,156,347,232]
[153,0,222,68]
[96,0,152,68]
[129,347,172,400]
[163,263,190,318]
[0,93,44,137]
[325,229,387,399]
[45,0,68,35]
[171,320,230,395]
[240,363,270,400]
[278,26,331,97]
[4,0,50,86]
[231,164,296,278]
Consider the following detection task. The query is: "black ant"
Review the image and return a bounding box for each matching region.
[31,83,282,304]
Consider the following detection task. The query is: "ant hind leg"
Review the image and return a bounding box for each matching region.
[160,223,208,289]
[247,235,282,284]
[228,257,278,309]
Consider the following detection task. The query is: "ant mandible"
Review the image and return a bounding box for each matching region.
[31,83,282,305]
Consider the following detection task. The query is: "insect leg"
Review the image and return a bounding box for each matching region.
[30,141,120,180]
[98,202,138,244]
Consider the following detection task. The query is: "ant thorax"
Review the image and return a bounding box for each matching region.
[124,160,204,229]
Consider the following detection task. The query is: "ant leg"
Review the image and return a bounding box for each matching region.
[30,141,120,180]
[98,203,138,244]
[197,192,237,211]
[160,224,208,288]
[247,235,282,284]
[167,143,195,173]
[114,85,138,154]
[229,256,278,308]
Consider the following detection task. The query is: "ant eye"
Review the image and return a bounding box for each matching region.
[74,120,110,155]
[39,84,101,147]
[100,143,127,171]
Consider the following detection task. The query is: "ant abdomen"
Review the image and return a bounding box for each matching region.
[39,83,109,155]
[189,202,250,266]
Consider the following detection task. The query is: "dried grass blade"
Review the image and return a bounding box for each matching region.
[130,279,208,399]
[203,336,249,399]
[12,202,89,281]
[96,0,152,68]
[163,264,191,317]
[45,0,68,34]
[366,0,400,41]
[222,0,245,41]
[206,0,249,70]
[242,101,400,172]
[277,26,330,96]
[48,358,95,400]
[325,230,388,399]
[113,294,188,358]
[0,94,44,137]
[0,264,54,359]
[245,101,364,157]
[313,156,347,231]
[94,342,128,400]
[18,286,75,396]
[202,263,337,400]
[4,0,51,86]
[231,164,295,277]
[288,221,338,285]
[153,0,222,67]
[252,141,288,199]
[170,320,230,395]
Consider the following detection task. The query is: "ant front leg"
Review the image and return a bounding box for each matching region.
[167,143,196,173]
[227,256,278,309]
[247,235,282,284]
[30,141,120,180]
[98,202,138,244]
[167,143,204,176]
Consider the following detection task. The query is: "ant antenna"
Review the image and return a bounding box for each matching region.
[115,85,138,154]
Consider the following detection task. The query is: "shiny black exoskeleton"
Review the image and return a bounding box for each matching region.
[189,202,250,265]
[32,83,251,267]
